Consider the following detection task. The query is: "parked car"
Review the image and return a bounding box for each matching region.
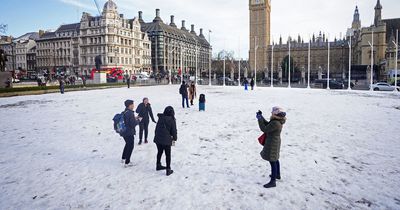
[313,79,344,89]
[370,82,400,91]
[133,74,150,82]
[217,77,237,86]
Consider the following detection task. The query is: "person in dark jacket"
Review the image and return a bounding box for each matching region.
[121,100,141,167]
[136,97,156,145]
[257,106,286,188]
[250,78,255,90]
[179,81,190,108]
[244,78,249,91]
[154,106,177,176]
[58,75,65,94]
[199,94,206,111]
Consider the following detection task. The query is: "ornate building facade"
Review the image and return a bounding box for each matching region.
[36,0,151,76]
[250,0,399,83]
[139,9,211,76]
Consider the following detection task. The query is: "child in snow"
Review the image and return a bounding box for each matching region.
[256,107,287,188]
[244,78,249,91]
[199,94,206,111]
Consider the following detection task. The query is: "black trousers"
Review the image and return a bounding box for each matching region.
[156,144,171,169]
[126,80,131,88]
[269,160,280,180]
[139,120,149,141]
[122,135,134,164]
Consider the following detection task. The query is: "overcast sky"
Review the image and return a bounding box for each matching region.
[1,0,398,59]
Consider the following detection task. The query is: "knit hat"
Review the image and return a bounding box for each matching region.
[272,106,286,117]
[125,100,134,107]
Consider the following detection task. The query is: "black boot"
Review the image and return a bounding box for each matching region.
[166,169,174,176]
[263,179,276,188]
[156,164,167,171]
[270,175,281,180]
[138,140,142,145]
[145,139,148,144]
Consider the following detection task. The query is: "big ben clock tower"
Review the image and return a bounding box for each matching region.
[249,0,271,75]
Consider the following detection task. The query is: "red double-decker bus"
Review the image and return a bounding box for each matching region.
[90,67,124,80]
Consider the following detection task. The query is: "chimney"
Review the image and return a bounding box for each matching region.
[190,24,197,35]
[156,9,160,18]
[199,28,205,38]
[181,20,187,31]
[138,11,144,24]
[153,9,163,22]
[170,15,177,27]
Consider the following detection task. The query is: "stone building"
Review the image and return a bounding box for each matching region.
[139,9,212,77]
[350,0,400,81]
[250,0,399,83]
[36,24,80,77]
[36,0,151,77]
[79,0,151,75]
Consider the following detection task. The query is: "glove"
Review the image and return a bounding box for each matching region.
[256,110,263,120]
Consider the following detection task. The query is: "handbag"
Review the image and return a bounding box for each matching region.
[258,133,266,146]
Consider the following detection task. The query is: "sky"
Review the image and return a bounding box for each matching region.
[0,0,398,59]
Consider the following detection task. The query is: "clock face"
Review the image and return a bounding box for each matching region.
[252,0,264,5]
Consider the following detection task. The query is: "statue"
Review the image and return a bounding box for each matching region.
[278,66,283,85]
[301,67,306,84]
[318,66,323,79]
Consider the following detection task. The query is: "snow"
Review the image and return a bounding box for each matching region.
[0,86,400,210]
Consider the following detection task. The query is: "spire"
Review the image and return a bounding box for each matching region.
[374,0,382,26]
[375,0,382,10]
[352,6,361,30]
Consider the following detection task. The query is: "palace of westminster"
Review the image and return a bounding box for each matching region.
[249,0,400,82]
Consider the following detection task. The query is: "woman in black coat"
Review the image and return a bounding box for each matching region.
[154,106,177,176]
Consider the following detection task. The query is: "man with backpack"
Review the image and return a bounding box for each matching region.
[179,81,190,108]
[114,100,142,167]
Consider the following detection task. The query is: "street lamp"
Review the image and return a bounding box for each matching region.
[254,36,258,88]
[223,51,226,87]
[327,39,330,90]
[393,29,398,92]
[307,39,311,89]
[238,37,241,87]
[348,33,352,90]
[271,44,274,87]
[368,30,374,91]
[195,42,199,85]
[288,37,291,88]
[168,42,176,85]
[208,30,212,86]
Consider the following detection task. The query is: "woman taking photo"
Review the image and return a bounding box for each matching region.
[154,106,177,176]
[257,107,287,188]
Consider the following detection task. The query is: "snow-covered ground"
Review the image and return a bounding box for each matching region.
[0,85,399,210]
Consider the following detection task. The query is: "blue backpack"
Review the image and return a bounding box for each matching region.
[113,111,127,136]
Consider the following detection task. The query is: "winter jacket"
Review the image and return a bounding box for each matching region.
[136,103,155,123]
[258,115,286,161]
[189,85,197,100]
[179,84,188,97]
[153,114,177,146]
[123,109,138,137]
[250,79,255,86]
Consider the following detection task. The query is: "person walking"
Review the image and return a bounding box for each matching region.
[250,78,255,90]
[125,71,131,88]
[244,78,249,91]
[154,106,177,176]
[188,82,197,106]
[121,100,141,167]
[256,107,287,188]
[136,97,156,145]
[179,81,190,108]
[58,75,65,94]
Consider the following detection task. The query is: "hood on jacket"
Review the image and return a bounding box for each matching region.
[270,115,286,125]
